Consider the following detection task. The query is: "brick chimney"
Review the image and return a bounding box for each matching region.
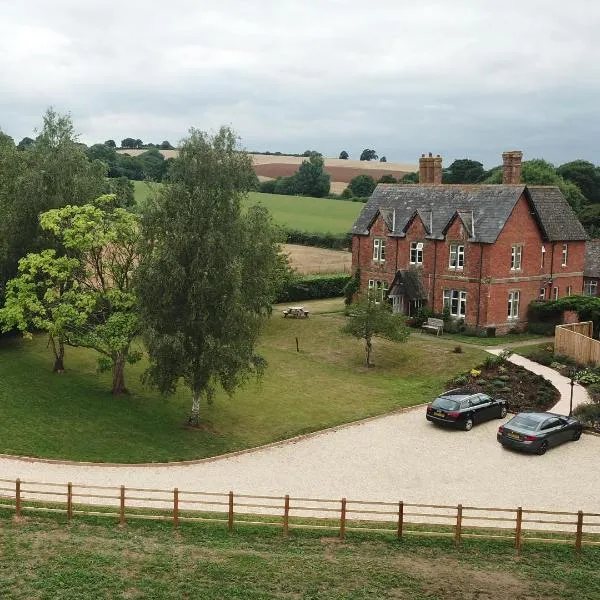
[502,150,523,184]
[419,152,443,184]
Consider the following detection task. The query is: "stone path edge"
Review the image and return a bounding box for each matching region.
[0,402,428,468]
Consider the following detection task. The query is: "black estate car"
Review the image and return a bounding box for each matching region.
[497,412,583,455]
[426,390,508,431]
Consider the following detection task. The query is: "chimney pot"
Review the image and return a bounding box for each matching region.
[502,150,523,184]
[428,152,432,157]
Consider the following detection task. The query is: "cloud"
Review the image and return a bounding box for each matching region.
[1,0,599,166]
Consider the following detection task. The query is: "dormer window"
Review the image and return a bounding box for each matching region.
[410,242,423,265]
[373,238,386,262]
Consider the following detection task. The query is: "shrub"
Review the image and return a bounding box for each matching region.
[453,345,463,354]
[259,179,277,194]
[284,229,352,250]
[527,322,556,336]
[445,319,466,334]
[498,349,513,364]
[276,274,351,303]
[586,382,600,401]
[475,378,487,385]
[528,351,554,366]
[573,402,600,429]
[483,355,501,368]
[453,375,469,386]
[498,375,510,382]
[576,369,600,385]
[492,379,507,388]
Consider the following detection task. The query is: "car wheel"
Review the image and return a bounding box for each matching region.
[573,429,582,441]
[499,405,507,419]
[464,418,473,431]
[537,441,549,455]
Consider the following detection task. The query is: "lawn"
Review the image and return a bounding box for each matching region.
[512,342,554,358]
[0,299,486,463]
[1,515,598,599]
[133,181,363,234]
[438,331,549,347]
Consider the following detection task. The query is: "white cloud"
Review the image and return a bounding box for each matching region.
[1,0,599,165]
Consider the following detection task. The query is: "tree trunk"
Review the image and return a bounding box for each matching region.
[111,352,128,395]
[365,337,372,367]
[50,335,65,373]
[188,388,201,427]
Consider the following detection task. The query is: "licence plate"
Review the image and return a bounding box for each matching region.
[434,411,445,417]
[508,432,520,440]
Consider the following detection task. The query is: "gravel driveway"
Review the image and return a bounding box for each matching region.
[1,352,598,515]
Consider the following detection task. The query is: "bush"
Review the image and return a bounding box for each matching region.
[527,322,557,336]
[576,369,600,385]
[573,402,600,429]
[586,382,600,401]
[276,274,351,303]
[411,306,434,328]
[259,179,277,194]
[527,350,554,366]
[445,319,466,334]
[284,229,352,251]
[453,345,463,354]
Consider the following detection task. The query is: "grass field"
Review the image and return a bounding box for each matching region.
[0,299,485,463]
[133,181,363,234]
[283,244,351,274]
[1,515,598,599]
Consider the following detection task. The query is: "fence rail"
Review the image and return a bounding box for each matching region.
[555,321,600,366]
[1,478,599,553]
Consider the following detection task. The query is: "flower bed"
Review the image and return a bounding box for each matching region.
[446,352,559,413]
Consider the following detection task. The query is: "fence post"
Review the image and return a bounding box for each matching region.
[173,488,179,529]
[119,485,126,527]
[283,495,290,537]
[576,511,584,553]
[67,482,73,523]
[454,504,463,547]
[340,498,347,542]
[515,507,523,554]
[228,491,234,533]
[15,479,21,519]
[397,501,404,539]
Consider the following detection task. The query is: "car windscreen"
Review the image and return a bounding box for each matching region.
[432,397,461,411]
[509,415,541,431]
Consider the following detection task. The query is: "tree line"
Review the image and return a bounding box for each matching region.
[0,111,289,426]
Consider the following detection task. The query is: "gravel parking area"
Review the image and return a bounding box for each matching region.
[0,352,598,516]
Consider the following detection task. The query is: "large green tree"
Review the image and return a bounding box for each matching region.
[349,174,377,197]
[343,293,409,367]
[360,149,378,161]
[557,160,600,205]
[136,126,287,426]
[443,159,486,184]
[294,154,330,197]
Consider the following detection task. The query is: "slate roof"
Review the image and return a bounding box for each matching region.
[584,240,600,278]
[352,184,587,243]
[388,269,428,300]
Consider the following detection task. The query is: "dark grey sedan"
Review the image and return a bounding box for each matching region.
[497,412,583,455]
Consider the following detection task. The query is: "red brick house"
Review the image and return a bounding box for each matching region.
[350,151,588,334]
[584,240,600,296]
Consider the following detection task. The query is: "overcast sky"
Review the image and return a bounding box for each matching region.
[1,0,599,167]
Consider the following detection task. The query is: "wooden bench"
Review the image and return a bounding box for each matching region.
[422,317,444,336]
[283,306,310,318]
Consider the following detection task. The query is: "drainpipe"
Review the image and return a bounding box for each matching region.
[431,240,438,310]
[475,244,484,328]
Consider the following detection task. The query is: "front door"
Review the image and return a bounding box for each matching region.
[392,296,405,315]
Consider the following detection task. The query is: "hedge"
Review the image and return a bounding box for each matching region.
[528,297,600,337]
[284,229,352,250]
[276,274,351,303]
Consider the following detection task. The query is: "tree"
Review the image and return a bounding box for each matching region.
[0,109,106,304]
[121,137,137,149]
[348,174,377,197]
[380,156,387,162]
[104,139,117,148]
[294,154,330,197]
[360,149,378,161]
[38,195,142,394]
[485,158,587,211]
[342,293,409,367]
[443,159,486,184]
[378,174,397,184]
[17,137,35,150]
[160,140,175,150]
[103,176,135,209]
[339,150,349,160]
[274,175,299,196]
[137,147,166,181]
[401,172,419,183]
[135,139,144,149]
[557,160,600,204]
[136,126,288,426]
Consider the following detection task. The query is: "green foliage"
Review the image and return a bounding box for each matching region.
[17,136,35,150]
[573,402,600,429]
[359,148,378,161]
[557,160,600,204]
[277,273,351,303]
[339,150,349,159]
[284,229,351,250]
[378,174,397,184]
[293,154,331,197]
[258,179,277,194]
[342,292,409,366]
[343,268,361,306]
[274,175,299,196]
[575,369,600,385]
[401,172,419,183]
[137,126,287,425]
[380,156,387,162]
[442,159,486,184]
[348,174,377,197]
[340,187,353,199]
[529,296,600,337]
[103,176,135,209]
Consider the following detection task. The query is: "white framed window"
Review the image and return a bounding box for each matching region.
[562,244,568,267]
[539,287,546,300]
[372,238,386,262]
[541,245,546,268]
[410,242,423,265]
[368,279,388,303]
[566,285,572,297]
[443,289,467,317]
[584,280,598,296]
[507,291,520,319]
[449,244,465,269]
[511,245,522,270]
[552,286,559,300]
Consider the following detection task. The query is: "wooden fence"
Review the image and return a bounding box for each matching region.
[555,321,600,366]
[1,478,599,553]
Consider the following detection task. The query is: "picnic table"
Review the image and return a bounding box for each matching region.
[282,306,310,318]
